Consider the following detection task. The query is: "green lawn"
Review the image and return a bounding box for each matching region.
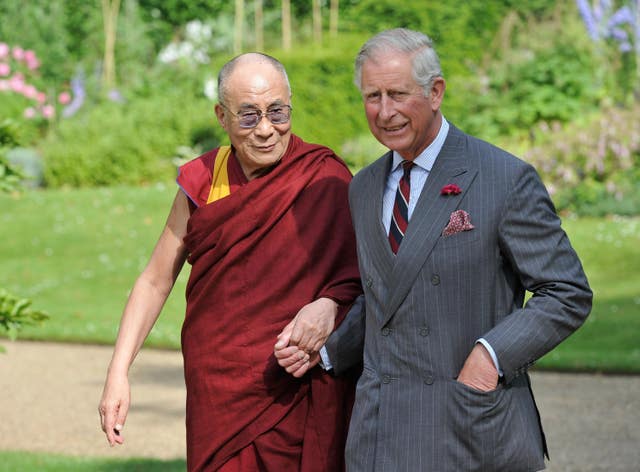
[1,186,639,372]
[0,451,185,471]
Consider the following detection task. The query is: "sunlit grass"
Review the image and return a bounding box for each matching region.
[0,184,186,349]
[1,187,638,372]
[0,451,185,472]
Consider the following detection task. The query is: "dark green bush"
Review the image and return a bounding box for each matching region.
[458,4,600,140]
[42,88,223,187]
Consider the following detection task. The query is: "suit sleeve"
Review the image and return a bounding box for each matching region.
[482,164,592,384]
[324,294,366,376]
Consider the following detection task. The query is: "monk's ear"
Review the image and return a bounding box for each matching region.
[429,77,446,112]
[215,104,228,131]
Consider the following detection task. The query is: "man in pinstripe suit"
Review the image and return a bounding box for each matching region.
[277,28,592,471]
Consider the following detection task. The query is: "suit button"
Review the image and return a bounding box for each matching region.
[431,275,440,285]
[382,375,391,384]
[381,327,391,336]
[365,276,373,288]
[424,375,434,385]
[419,326,430,337]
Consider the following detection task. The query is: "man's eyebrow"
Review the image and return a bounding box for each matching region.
[236,99,286,110]
[237,103,260,110]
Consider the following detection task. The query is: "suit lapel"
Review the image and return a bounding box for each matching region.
[383,126,478,324]
[363,152,396,290]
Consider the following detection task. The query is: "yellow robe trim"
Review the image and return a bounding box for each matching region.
[206,146,232,204]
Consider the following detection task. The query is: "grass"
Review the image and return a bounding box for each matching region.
[0,186,639,372]
[0,184,186,349]
[535,215,640,373]
[0,451,185,471]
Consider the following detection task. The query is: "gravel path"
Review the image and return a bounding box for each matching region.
[1,340,639,471]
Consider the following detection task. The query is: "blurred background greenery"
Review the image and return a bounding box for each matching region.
[1,0,639,372]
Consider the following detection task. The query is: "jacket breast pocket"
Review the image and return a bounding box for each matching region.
[436,228,480,249]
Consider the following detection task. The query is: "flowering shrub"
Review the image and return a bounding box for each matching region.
[0,42,74,125]
[518,103,640,215]
[575,0,640,104]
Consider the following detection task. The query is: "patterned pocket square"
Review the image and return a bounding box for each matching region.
[442,209,475,237]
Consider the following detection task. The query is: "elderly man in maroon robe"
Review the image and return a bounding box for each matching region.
[98,53,362,471]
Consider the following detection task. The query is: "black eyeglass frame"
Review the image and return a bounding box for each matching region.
[219,103,293,129]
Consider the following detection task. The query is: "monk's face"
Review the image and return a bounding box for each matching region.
[216,60,292,180]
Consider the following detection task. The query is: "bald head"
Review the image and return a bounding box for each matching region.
[218,53,291,105]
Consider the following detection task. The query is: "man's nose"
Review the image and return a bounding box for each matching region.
[378,95,396,120]
[253,114,275,136]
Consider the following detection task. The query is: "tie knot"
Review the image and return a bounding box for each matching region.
[401,160,413,177]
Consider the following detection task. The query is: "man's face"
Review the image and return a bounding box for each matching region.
[360,51,444,160]
[216,61,292,179]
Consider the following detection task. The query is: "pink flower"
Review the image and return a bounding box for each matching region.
[12,46,24,61]
[58,91,71,105]
[440,184,462,196]
[22,84,38,99]
[0,62,10,76]
[24,50,37,63]
[23,107,37,119]
[9,76,25,93]
[0,43,8,59]
[37,92,47,104]
[26,58,40,71]
[41,104,55,119]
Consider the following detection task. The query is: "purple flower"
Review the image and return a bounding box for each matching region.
[577,0,599,40]
[62,72,85,118]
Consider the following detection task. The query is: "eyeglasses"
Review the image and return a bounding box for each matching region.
[220,103,292,129]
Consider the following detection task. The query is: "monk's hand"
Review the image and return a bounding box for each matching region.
[288,297,338,353]
[274,321,320,377]
[457,343,499,392]
[98,372,130,447]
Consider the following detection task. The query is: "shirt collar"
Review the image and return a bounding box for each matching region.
[391,116,449,172]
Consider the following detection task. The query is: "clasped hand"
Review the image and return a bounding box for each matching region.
[274,297,337,378]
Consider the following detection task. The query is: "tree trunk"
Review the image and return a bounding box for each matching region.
[312,0,322,44]
[282,0,291,51]
[330,0,339,38]
[234,0,244,54]
[101,0,120,92]
[255,0,263,51]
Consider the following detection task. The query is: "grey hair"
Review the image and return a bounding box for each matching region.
[354,28,443,96]
[217,52,291,104]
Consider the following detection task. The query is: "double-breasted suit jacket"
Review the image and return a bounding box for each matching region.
[325,124,592,471]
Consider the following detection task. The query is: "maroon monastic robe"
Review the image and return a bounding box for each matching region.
[176,135,362,471]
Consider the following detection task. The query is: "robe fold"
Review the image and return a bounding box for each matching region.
[176,134,362,471]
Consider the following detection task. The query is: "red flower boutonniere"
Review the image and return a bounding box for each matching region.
[440,184,462,196]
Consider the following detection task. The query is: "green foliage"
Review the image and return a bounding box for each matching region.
[458,4,600,140]
[0,120,25,193]
[280,37,370,162]
[42,73,223,187]
[0,289,49,341]
[137,0,231,52]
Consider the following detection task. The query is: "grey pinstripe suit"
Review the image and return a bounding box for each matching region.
[325,124,592,471]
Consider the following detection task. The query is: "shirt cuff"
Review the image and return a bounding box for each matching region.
[477,338,503,376]
[319,346,333,371]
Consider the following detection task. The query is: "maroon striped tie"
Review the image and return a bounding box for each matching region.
[389,161,413,254]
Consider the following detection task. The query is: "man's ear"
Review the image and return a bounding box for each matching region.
[215,103,228,130]
[430,77,446,111]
